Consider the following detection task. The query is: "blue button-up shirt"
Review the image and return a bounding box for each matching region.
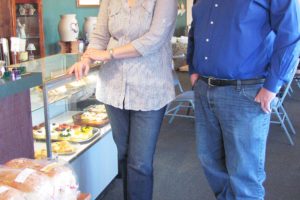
[187,0,300,93]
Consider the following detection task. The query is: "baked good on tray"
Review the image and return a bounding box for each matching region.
[73,111,109,127]
[86,104,106,113]
[34,141,76,159]
[51,141,76,154]
[33,123,96,142]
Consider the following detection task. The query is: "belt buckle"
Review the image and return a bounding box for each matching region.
[208,77,215,87]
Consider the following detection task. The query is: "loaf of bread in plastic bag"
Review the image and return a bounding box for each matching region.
[0,184,26,200]
[5,158,78,200]
[0,166,54,200]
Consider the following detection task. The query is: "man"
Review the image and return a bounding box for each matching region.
[187,0,300,199]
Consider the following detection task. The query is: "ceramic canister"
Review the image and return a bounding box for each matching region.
[58,14,79,42]
[83,17,97,42]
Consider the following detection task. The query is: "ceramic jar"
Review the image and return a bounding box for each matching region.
[58,14,79,42]
[83,17,97,42]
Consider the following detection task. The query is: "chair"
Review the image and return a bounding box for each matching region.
[165,70,195,124]
[271,59,299,145]
[294,66,300,89]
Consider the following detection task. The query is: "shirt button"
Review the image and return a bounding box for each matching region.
[215,4,219,7]
[204,57,208,60]
[206,38,210,42]
[210,21,214,25]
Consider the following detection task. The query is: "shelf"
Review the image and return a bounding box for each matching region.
[30,72,98,112]
[17,14,38,17]
[34,111,112,163]
[24,36,40,39]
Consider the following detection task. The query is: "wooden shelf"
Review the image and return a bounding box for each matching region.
[12,0,45,58]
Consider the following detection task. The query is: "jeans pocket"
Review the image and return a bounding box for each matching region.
[241,84,263,103]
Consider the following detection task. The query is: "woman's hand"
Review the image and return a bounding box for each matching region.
[68,57,91,80]
[83,48,111,62]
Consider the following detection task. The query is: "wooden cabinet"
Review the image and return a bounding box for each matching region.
[0,0,45,59]
[11,0,45,58]
[0,1,13,38]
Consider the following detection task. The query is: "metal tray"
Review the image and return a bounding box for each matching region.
[33,127,101,144]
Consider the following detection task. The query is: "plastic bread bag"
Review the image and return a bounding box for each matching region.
[0,184,26,200]
[0,166,54,200]
[5,158,79,200]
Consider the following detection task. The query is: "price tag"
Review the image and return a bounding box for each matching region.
[0,186,9,194]
[41,162,59,173]
[15,168,36,183]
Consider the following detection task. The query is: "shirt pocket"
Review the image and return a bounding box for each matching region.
[108,2,122,36]
[139,0,156,29]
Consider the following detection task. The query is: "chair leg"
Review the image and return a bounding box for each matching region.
[288,85,293,96]
[165,103,171,115]
[169,102,183,124]
[186,102,193,115]
[297,80,300,88]
[279,105,296,135]
[274,108,294,145]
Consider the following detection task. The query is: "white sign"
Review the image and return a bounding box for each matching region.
[77,0,101,7]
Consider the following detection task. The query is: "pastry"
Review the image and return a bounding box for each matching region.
[34,149,47,160]
[87,104,106,113]
[51,141,76,154]
[58,128,74,140]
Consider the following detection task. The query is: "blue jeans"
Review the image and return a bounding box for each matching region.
[194,79,271,200]
[105,105,166,200]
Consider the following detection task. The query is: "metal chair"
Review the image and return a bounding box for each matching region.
[165,70,195,124]
[294,67,300,89]
[271,59,299,145]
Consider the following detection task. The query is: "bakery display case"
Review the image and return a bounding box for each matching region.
[7,53,118,199]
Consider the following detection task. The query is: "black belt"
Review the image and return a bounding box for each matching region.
[199,76,265,87]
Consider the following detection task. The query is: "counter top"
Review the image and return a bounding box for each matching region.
[0,72,42,100]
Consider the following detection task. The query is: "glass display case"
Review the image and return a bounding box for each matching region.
[11,0,45,58]
[9,53,109,159]
[8,53,118,198]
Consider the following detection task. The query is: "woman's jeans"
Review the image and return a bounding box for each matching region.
[194,79,271,200]
[105,105,166,200]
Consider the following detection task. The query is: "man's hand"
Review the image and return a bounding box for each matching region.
[190,73,199,88]
[254,87,276,114]
[68,57,91,80]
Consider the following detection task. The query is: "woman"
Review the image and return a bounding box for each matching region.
[69,0,177,199]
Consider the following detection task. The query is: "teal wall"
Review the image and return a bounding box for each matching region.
[42,0,187,55]
[175,0,187,37]
[42,0,99,55]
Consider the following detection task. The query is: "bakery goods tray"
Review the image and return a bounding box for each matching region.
[33,127,101,144]
[72,113,109,127]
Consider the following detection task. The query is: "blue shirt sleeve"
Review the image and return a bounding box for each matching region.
[187,20,196,75]
[264,0,300,93]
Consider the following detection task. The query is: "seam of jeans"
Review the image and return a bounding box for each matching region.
[256,116,268,197]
